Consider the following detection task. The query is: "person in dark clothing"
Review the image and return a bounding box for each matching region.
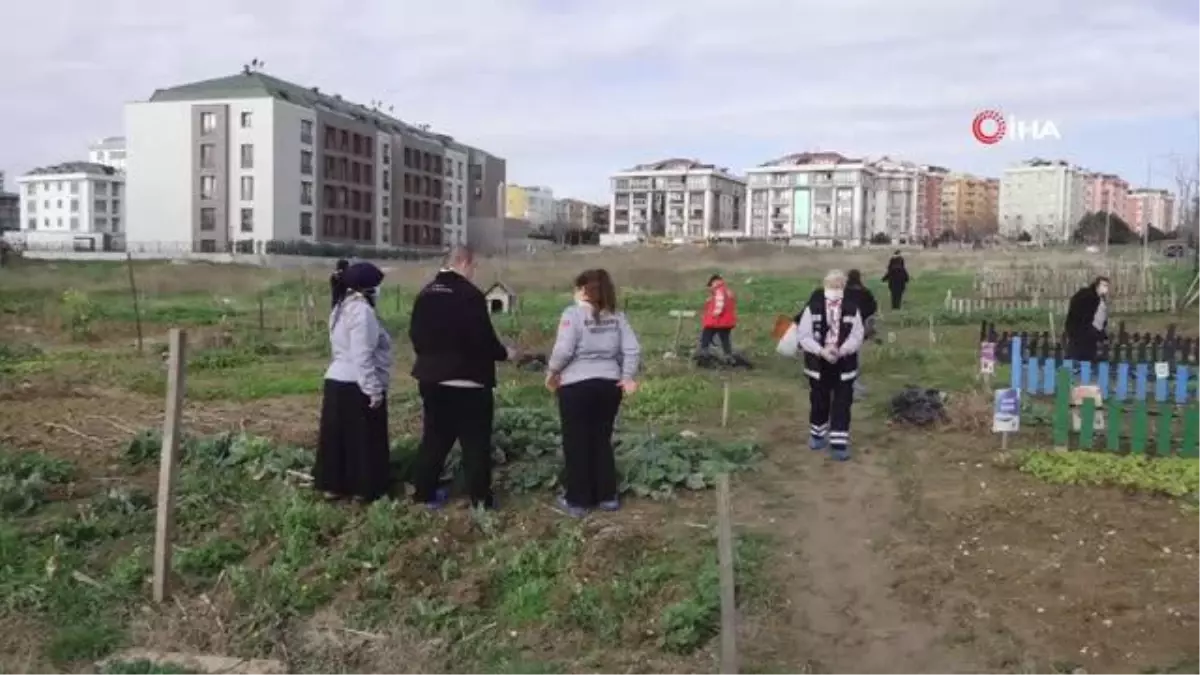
[314,262,393,502]
[330,259,350,308]
[845,269,878,400]
[881,250,909,310]
[408,246,515,510]
[776,269,866,461]
[545,269,642,517]
[1064,276,1110,363]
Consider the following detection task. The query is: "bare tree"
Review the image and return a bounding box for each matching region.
[1171,153,1199,234]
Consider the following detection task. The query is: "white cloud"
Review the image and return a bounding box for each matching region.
[0,0,1195,201]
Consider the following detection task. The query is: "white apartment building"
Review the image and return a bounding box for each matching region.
[868,157,925,242]
[15,161,125,250]
[88,137,127,172]
[1128,188,1176,234]
[745,152,875,244]
[607,158,744,243]
[998,159,1087,242]
[442,144,468,245]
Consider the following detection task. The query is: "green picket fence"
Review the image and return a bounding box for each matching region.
[1052,368,1200,457]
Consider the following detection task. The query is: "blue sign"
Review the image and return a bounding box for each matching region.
[993,388,1021,433]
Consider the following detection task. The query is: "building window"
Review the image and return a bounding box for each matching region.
[456,184,463,203]
[382,195,390,217]
[200,144,215,169]
[301,181,313,206]
[240,144,254,169]
[301,119,313,144]
[240,176,254,201]
[200,207,216,231]
[95,182,108,196]
[69,217,79,231]
[200,112,216,135]
[112,199,121,214]
[382,144,390,165]
[25,184,35,196]
[199,239,216,253]
[70,181,79,195]
[111,183,121,197]
[111,217,121,232]
[240,111,252,128]
[300,212,313,236]
[301,150,313,175]
[240,208,254,232]
[25,200,36,213]
[456,207,462,225]
[94,199,107,213]
[200,176,216,200]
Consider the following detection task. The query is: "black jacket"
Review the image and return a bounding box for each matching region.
[882,256,909,288]
[409,270,509,387]
[330,272,348,309]
[795,291,865,381]
[846,283,877,320]
[1064,284,1107,344]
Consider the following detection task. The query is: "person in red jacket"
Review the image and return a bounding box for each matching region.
[699,274,738,357]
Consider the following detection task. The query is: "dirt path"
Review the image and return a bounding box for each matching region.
[740,436,977,673]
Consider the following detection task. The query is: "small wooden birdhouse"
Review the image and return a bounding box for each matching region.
[484,282,517,314]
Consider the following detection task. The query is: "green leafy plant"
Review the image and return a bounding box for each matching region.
[60,289,97,340]
[1018,451,1199,498]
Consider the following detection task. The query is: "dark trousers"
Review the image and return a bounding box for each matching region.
[557,378,623,507]
[699,327,734,355]
[412,383,496,507]
[888,285,905,310]
[315,380,390,501]
[808,371,855,451]
[1066,335,1099,363]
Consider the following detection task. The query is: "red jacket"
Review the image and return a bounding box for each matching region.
[702,280,738,329]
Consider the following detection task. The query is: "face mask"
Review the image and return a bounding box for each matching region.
[1096,283,1109,297]
[825,288,844,301]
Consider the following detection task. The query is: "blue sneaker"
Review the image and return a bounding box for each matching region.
[597,498,620,512]
[809,437,828,451]
[556,496,588,518]
[422,487,450,510]
[831,447,851,462]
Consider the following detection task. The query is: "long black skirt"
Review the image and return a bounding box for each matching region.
[314,379,390,501]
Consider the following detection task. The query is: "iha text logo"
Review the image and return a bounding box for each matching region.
[972,109,1061,145]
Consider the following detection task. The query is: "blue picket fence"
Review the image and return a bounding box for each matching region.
[1003,334,1199,404]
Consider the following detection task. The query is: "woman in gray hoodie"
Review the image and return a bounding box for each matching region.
[545,268,641,517]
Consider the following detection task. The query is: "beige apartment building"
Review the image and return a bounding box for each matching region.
[940,173,1000,237]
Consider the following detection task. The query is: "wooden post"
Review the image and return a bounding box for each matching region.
[1047,311,1056,344]
[125,253,144,353]
[257,296,265,333]
[153,328,187,604]
[715,473,738,674]
[668,309,696,355]
[721,378,731,428]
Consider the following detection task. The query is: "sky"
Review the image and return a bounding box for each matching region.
[1,0,1198,203]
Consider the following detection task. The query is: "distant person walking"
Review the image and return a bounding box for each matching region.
[845,269,877,400]
[314,262,393,502]
[330,259,350,308]
[545,269,641,517]
[882,250,909,310]
[777,269,866,461]
[699,274,738,358]
[408,246,515,510]
[1064,276,1110,363]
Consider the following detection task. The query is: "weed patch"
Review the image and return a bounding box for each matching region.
[1017,451,1199,499]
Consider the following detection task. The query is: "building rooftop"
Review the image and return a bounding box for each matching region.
[756,151,864,168]
[148,70,459,148]
[621,158,736,174]
[22,162,121,178]
[89,136,125,149]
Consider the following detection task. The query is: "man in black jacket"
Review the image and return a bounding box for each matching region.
[409,246,515,509]
[1064,276,1109,363]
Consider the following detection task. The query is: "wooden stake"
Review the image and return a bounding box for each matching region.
[721,379,731,428]
[715,473,738,674]
[257,296,265,333]
[153,329,188,604]
[125,253,144,353]
[1047,310,1056,344]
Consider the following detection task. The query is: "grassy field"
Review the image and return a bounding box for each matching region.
[0,245,1197,674]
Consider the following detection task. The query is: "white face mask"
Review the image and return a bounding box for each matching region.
[825,288,844,301]
[1096,282,1109,297]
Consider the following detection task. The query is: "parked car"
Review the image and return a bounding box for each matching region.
[1162,243,1187,258]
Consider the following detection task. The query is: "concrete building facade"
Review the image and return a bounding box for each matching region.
[554,198,598,231]
[88,137,127,172]
[1128,188,1176,234]
[124,69,504,254]
[607,159,743,243]
[14,162,125,249]
[505,185,555,226]
[998,159,1087,242]
[1082,172,1132,223]
[745,152,872,244]
[940,173,1000,237]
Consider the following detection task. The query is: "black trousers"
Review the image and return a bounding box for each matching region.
[808,371,855,451]
[557,378,623,507]
[888,285,905,310]
[315,380,390,501]
[412,383,496,507]
[699,327,734,355]
[1066,335,1099,363]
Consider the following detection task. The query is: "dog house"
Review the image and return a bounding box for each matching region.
[484,282,517,314]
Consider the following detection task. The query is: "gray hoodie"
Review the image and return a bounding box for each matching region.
[547,302,641,386]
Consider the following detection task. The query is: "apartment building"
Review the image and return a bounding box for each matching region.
[607,159,744,242]
[745,152,873,244]
[505,185,555,226]
[1128,188,1176,233]
[998,159,1087,242]
[916,166,949,239]
[591,204,610,231]
[1082,172,1131,222]
[940,173,1000,237]
[0,191,17,232]
[15,162,125,249]
[554,198,598,230]
[88,137,127,172]
[124,69,504,253]
[440,144,468,246]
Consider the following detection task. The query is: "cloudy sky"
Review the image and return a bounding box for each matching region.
[1,0,1197,202]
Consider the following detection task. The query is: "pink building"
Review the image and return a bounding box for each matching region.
[1128,189,1176,234]
[1083,172,1131,221]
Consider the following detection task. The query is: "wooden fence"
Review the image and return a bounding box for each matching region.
[1049,368,1199,457]
[946,288,1177,315]
[971,276,1171,300]
[985,321,1200,366]
[972,264,1152,292]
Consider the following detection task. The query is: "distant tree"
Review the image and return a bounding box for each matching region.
[1146,225,1172,243]
[869,232,891,245]
[1017,231,1033,242]
[1072,211,1136,244]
